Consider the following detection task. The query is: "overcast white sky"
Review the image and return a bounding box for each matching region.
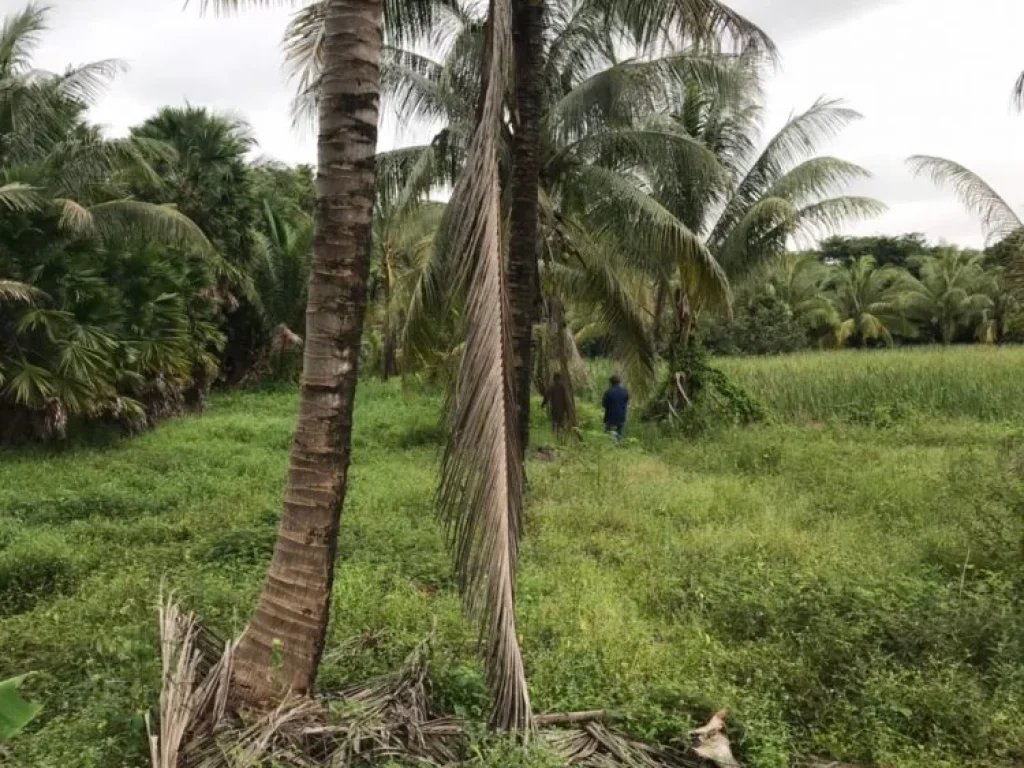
[14,0,1024,247]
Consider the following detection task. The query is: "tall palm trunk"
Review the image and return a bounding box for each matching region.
[652,282,667,351]
[548,296,577,430]
[508,0,545,456]
[231,0,382,704]
[668,286,694,367]
[382,261,399,380]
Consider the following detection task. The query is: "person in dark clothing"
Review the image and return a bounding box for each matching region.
[602,375,629,443]
[542,372,572,437]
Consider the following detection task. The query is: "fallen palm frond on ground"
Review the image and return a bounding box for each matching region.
[149,596,737,767]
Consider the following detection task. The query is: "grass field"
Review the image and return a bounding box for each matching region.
[720,345,1024,424]
[1,347,1023,767]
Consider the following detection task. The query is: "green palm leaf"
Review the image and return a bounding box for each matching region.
[710,98,863,247]
[576,163,730,304]
[606,0,776,57]
[86,200,214,251]
[0,3,47,77]
[908,155,1024,244]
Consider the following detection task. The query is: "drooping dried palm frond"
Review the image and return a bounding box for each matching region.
[542,710,740,768]
[147,595,235,768]
[435,0,531,734]
[151,600,740,768]
[0,181,41,211]
[0,279,41,304]
[156,612,469,768]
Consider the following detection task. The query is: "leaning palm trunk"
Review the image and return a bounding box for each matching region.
[507,0,546,456]
[231,0,382,704]
[437,0,531,732]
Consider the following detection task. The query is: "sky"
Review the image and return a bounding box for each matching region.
[16,0,1024,247]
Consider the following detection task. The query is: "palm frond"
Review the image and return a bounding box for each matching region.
[0,279,42,304]
[382,47,459,127]
[0,2,48,77]
[87,200,213,251]
[908,155,1024,244]
[788,196,887,244]
[548,126,720,188]
[52,59,127,106]
[436,0,530,731]
[605,0,776,59]
[765,156,872,208]
[545,230,656,391]
[713,195,795,277]
[376,143,456,215]
[48,135,165,198]
[1014,69,1024,112]
[545,54,744,147]
[710,98,862,247]
[55,197,95,234]
[282,2,323,132]
[576,164,730,305]
[0,181,41,211]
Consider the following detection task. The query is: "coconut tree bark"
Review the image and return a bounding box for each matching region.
[508,0,545,456]
[231,0,382,704]
[381,257,399,380]
[652,282,667,351]
[668,286,694,367]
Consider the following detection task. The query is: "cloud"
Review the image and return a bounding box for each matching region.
[751,0,1024,246]
[31,0,315,163]
[728,0,901,43]
[17,0,1024,246]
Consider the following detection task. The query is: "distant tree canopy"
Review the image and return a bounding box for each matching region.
[817,233,930,269]
[703,234,1024,356]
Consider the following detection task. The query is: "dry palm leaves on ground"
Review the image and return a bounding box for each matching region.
[150,598,739,768]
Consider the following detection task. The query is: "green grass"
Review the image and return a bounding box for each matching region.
[1,349,1023,767]
[719,345,1024,424]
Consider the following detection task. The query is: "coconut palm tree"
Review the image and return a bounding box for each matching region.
[283,0,776,452]
[904,249,994,344]
[368,0,753,376]
[192,0,387,705]
[751,252,839,344]
[367,201,445,379]
[976,272,1022,343]
[823,255,918,347]
[650,80,885,362]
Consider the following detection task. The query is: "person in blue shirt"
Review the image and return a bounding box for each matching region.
[602,375,629,443]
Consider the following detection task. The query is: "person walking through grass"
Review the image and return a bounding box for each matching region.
[602,375,629,443]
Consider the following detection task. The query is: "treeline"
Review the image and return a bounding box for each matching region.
[701,234,1024,356]
[0,6,314,442]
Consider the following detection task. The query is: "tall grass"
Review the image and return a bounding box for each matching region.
[718,346,1024,423]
